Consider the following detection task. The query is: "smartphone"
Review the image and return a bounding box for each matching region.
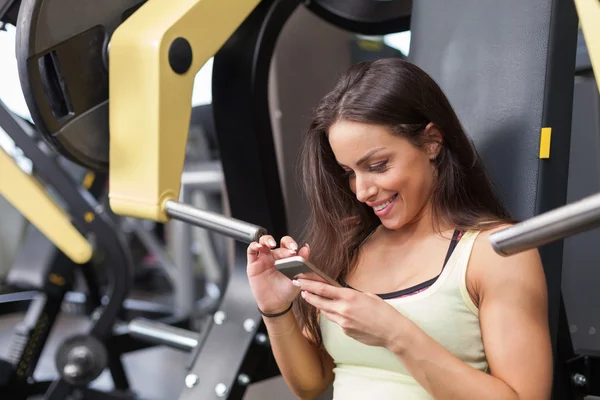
[274,256,341,287]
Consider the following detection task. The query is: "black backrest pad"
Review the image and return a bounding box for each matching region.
[563,74,600,356]
[408,0,579,381]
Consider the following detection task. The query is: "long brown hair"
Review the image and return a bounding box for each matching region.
[295,58,515,347]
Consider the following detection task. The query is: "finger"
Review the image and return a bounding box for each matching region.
[280,236,299,253]
[320,309,341,325]
[246,241,269,262]
[297,242,310,259]
[259,235,278,248]
[294,272,328,285]
[270,248,299,260]
[296,279,340,300]
[301,290,334,311]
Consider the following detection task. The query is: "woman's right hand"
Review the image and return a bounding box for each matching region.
[246,235,310,315]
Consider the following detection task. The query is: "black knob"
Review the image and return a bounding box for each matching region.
[169,37,193,74]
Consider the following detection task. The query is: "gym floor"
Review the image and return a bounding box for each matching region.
[0,311,304,400]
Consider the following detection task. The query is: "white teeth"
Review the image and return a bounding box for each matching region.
[374,197,394,211]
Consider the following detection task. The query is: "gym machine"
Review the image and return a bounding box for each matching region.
[10,0,600,399]
[0,113,109,398]
[487,2,600,396]
[0,96,137,398]
[7,0,410,398]
[0,94,265,399]
[488,0,600,258]
[0,99,223,398]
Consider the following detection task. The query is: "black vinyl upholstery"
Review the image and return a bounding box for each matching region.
[408,1,579,397]
[562,75,600,355]
[409,1,574,221]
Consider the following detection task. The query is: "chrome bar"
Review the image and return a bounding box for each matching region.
[489,192,600,256]
[164,200,266,243]
[128,318,200,352]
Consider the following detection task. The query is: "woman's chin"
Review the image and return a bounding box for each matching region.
[380,217,404,231]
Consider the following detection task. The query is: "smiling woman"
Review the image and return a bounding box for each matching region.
[246,58,553,400]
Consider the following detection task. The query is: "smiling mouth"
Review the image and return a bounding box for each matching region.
[373,194,398,211]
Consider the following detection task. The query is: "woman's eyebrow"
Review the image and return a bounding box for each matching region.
[356,147,385,166]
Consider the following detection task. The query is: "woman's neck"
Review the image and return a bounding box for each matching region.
[381,203,454,244]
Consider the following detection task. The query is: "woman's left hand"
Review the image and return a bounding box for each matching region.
[296,278,409,350]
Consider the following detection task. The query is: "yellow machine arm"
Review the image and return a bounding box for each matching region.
[0,148,93,264]
[109,0,261,222]
[575,0,600,92]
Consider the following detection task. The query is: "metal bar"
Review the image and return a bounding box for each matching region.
[128,318,200,352]
[164,200,266,244]
[181,161,224,193]
[189,189,228,292]
[129,219,180,287]
[107,354,130,392]
[169,183,198,317]
[109,314,191,355]
[489,192,600,256]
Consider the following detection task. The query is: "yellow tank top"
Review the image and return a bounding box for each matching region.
[320,230,487,399]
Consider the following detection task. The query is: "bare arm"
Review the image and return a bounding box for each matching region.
[388,228,553,399]
[262,310,335,400]
[246,234,334,400]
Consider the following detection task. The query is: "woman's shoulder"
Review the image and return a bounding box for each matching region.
[469,222,541,265]
[466,223,545,303]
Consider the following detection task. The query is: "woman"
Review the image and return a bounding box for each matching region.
[246,58,552,399]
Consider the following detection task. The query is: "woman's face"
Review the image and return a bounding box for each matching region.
[328,120,440,230]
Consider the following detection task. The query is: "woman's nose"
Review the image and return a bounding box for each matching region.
[355,175,377,203]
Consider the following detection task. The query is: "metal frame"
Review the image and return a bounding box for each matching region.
[178,1,297,398]
[0,239,78,397]
[0,100,135,398]
[536,7,579,392]
[169,161,227,318]
[0,147,109,396]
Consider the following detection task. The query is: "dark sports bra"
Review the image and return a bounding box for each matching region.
[338,229,463,300]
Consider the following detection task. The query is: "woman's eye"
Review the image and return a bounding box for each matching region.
[368,161,388,172]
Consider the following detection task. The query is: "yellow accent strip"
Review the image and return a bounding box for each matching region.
[109,0,261,221]
[84,212,95,223]
[49,273,66,286]
[82,172,95,189]
[574,0,600,93]
[0,148,93,264]
[539,127,551,159]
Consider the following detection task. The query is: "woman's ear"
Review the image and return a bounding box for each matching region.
[423,122,443,160]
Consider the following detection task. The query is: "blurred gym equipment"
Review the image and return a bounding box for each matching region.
[0,98,136,398]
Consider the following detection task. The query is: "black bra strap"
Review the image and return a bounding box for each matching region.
[339,229,463,299]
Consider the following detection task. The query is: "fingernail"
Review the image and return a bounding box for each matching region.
[268,239,277,247]
[292,280,301,287]
[290,242,298,251]
[289,249,297,255]
[303,243,310,249]
[301,291,306,298]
